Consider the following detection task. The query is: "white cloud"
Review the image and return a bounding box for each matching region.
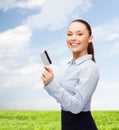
[92,100,119,110]
[0,63,42,90]
[93,19,119,59]
[1,79,119,110]
[0,0,44,11]
[108,42,119,56]
[0,99,60,110]
[92,81,119,110]
[15,0,44,9]
[0,25,32,57]
[13,64,41,75]
[0,65,8,74]
[25,0,92,30]
[0,0,15,11]
[0,0,92,26]
[93,19,119,42]
[0,23,40,92]
[98,81,119,89]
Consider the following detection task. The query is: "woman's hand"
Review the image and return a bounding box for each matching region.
[41,66,54,86]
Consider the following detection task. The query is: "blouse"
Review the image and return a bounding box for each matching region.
[44,54,100,114]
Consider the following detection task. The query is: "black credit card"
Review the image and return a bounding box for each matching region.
[40,50,52,65]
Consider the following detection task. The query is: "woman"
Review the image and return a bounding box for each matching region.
[41,19,99,130]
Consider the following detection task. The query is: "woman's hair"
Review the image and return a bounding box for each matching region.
[71,19,96,62]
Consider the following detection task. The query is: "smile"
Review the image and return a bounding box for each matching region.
[70,43,80,47]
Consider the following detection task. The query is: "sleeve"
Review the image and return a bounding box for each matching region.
[44,65,100,114]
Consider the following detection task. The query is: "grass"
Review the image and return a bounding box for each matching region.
[92,111,119,130]
[0,110,119,130]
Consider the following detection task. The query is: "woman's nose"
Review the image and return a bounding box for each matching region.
[72,35,76,40]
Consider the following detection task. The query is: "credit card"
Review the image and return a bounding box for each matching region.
[40,50,52,65]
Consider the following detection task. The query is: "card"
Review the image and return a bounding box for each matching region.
[40,50,52,65]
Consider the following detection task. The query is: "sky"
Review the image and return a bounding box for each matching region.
[0,0,119,110]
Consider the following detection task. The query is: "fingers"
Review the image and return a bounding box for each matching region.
[42,68,49,77]
[41,74,49,86]
[44,66,53,74]
[41,66,54,86]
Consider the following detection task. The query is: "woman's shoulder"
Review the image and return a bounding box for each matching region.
[80,59,99,74]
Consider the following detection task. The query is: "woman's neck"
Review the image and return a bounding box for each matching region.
[72,51,88,61]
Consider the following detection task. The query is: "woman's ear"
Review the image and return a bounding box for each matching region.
[88,35,93,43]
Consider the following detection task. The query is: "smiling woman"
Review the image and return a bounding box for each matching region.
[0,0,119,114]
[66,19,95,62]
[41,19,100,130]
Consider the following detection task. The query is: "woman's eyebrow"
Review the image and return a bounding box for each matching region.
[67,30,72,33]
[76,30,83,32]
[67,30,82,33]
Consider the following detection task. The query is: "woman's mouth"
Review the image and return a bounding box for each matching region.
[70,43,80,48]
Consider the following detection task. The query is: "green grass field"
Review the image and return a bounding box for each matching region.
[0,110,119,130]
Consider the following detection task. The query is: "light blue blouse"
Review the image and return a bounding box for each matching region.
[44,55,100,114]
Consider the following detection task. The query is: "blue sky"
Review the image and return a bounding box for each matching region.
[0,0,119,110]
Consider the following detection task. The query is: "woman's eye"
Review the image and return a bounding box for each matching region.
[78,33,83,36]
[67,33,72,36]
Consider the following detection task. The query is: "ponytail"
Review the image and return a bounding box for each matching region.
[88,42,96,62]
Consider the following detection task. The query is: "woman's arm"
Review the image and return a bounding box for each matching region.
[41,65,99,114]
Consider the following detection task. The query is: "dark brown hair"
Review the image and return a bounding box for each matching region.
[71,19,96,62]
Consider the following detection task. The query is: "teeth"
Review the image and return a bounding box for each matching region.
[72,43,78,45]
[70,43,79,47]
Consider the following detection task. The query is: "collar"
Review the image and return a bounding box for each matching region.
[68,54,92,65]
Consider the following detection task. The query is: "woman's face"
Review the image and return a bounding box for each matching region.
[66,22,93,57]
